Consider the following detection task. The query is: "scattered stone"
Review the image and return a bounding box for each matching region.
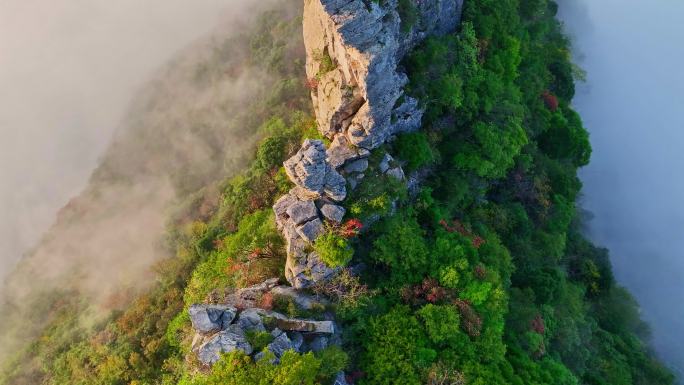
[188,304,237,335]
[286,200,318,225]
[221,278,279,309]
[386,166,405,181]
[196,325,252,365]
[344,158,369,173]
[308,335,329,353]
[296,218,324,243]
[289,331,304,352]
[235,308,267,332]
[320,203,345,223]
[379,153,393,173]
[333,372,350,385]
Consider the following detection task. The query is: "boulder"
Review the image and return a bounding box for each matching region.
[296,218,324,243]
[235,308,268,332]
[323,165,347,201]
[284,140,328,193]
[308,335,329,353]
[386,166,405,181]
[289,331,304,352]
[320,203,345,223]
[196,325,252,365]
[188,304,236,335]
[268,329,296,358]
[344,158,369,173]
[286,200,318,225]
[326,134,369,168]
[379,153,393,173]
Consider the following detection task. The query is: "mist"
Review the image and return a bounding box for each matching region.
[558,0,684,378]
[0,0,238,283]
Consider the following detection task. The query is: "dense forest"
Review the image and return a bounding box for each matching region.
[0,0,674,384]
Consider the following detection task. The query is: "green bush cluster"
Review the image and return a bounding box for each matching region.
[335,0,673,384]
[314,230,354,268]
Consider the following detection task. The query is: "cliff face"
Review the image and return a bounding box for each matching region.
[275,0,462,289]
[303,0,462,150]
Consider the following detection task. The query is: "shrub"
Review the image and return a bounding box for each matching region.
[393,132,434,172]
[314,230,354,268]
[315,346,349,379]
[361,306,429,385]
[246,330,274,352]
[255,136,286,172]
[371,213,430,283]
[417,304,461,346]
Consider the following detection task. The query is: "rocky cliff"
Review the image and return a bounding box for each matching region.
[275,0,463,288]
[304,0,462,149]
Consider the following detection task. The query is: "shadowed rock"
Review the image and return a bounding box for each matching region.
[320,203,345,223]
[196,325,252,365]
[188,304,237,335]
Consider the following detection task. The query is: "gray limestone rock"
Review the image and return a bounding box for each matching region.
[386,166,405,181]
[289,331,304,352]
[344,158,369,173]
[268,329,295,358]
[274,317,335,334]
[326,134,367,168]
[379,153,393,173]
[320,203,346,223]
[333,372,350,385]
[296,218,324,243]
[196,325,252,365]
[188,304,237,335]
[286,200,319,225]
[308,335,329,353]
[323,165,347,201]
[284,139,328,193]
[304,0,463,150]
[235,308,268,332]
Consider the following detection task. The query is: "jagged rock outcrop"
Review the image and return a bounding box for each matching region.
[275,142,347,288]
[190,305,336,366]
[274,0,461,289]
[303,0,463,150]
[189,279,337,366]
[195,325,253,365]
[188,304,237,335]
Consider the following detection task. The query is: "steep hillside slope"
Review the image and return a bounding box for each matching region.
[0,0,675,384]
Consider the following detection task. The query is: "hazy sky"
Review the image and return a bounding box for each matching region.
[0,0,234,280]
[559,0,684,377]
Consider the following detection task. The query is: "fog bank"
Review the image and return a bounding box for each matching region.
[0,0,234,282]
[558,0,684,378]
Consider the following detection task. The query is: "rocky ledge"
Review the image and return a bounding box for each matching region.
[188,279,337,366]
